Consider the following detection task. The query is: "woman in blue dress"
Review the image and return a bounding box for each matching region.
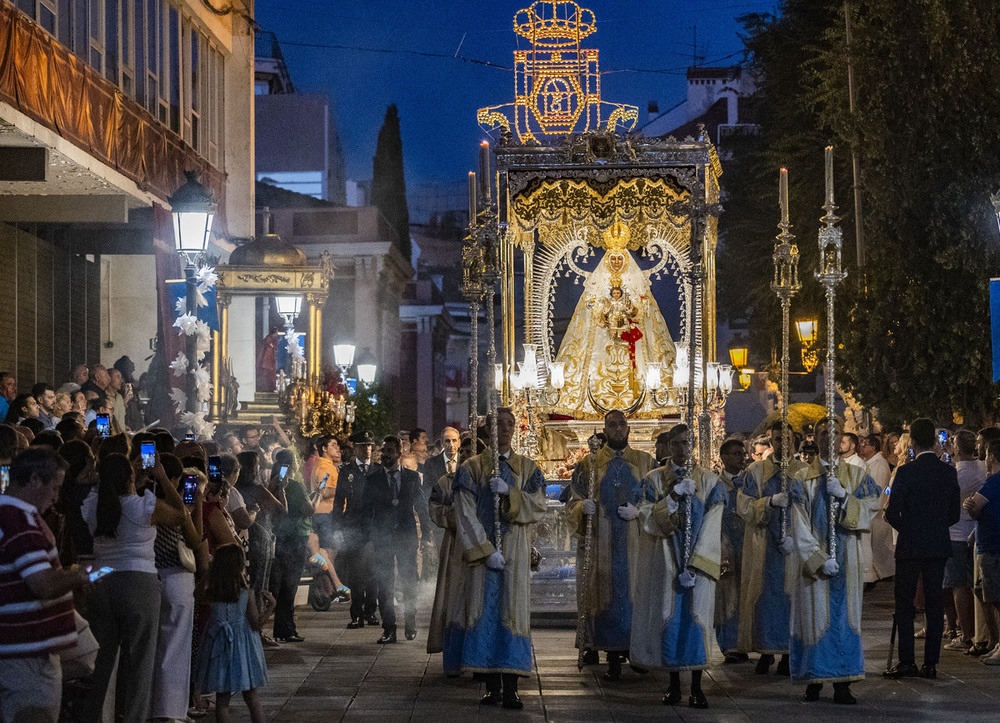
[195,544,275,723]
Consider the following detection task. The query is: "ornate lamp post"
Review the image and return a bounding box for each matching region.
[169,170,216,415]
[817,146,847,561]
[333,343,356,380]
[772,167,801,539]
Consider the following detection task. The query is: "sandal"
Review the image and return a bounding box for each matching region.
[914,628,927,639]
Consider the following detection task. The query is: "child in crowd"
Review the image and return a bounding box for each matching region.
[195,544,274,723]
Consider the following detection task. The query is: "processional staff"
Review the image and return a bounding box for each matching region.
[816,146,846,560]
[772,168,801,539]
[576,433,602,670]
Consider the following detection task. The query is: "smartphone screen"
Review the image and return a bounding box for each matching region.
[180,473,198,504]
[185,433,196,441]
[279,465,288,480]
[88,566,114,582]
[0,465,9,494]
[208,456,222,486]
[319,473,330,489]
[140,442,156,470]
[938,430,948,447]
[96,413,110,438]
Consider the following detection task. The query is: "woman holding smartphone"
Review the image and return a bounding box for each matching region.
[80,452,190,723]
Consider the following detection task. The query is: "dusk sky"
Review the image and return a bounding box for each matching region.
[254,1,783,185]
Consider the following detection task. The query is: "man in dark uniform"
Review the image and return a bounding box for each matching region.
[333,430,379,629]
[363,435,429,643]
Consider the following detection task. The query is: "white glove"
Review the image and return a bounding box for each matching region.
[581,498,597,516]
[826,476,847,499]
[332,531,345,549]
[618,503,639,521]
[674,478,696,497]
[821,558,839,577]
[486,551,506,570]
[770,492,789,508]
[678,568,697,588]
[490,476,509,496]
[665,496,680,515]
[779,536,794,556]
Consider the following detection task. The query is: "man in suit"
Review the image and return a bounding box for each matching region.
[422,427,461,497]
[333,430,379,629]
[884,417,961,679]
[363,435,429,643]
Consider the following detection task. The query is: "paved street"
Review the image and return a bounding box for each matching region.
[227,582,1000,722]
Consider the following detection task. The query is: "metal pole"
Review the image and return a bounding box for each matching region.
[487,288,502,551]
[844,1,865,267]
[577,433,602,670]
[468,298,479,431]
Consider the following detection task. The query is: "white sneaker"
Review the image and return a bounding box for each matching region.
[945,637,972,651]
[983,645,1000,665]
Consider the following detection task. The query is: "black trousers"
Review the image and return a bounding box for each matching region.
[339,544,378,621]
[373,538,418,632]
[271,534,306,638]
[895,557,947,666]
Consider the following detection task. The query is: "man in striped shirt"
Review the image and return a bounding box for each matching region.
[0,447,89,722]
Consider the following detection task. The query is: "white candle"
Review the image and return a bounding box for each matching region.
[779,168,789,225]
[825,145,834,206]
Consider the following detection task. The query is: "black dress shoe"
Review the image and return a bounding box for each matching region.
[883,662,918,678]
[688,692,708,709]
[346,618,364,629]
[776,656,790,676]
[405,628,417,641]
[754,654,774,674]
[581,649,599,665]
[480,691,501,706]
[502,692,523,710]
[833,683,857,705]
[967,642,991,656]
[662,688,682,706]
[724,653,742,664]
[376,631,396,644]
[603,655,622,681]
[919,664,937,679]
[802,683,822,702]
[366,614,380,626]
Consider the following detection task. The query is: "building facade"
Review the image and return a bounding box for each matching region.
[0,0,254,408]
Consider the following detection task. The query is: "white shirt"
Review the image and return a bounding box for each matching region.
[843,452,865,469]
[82,489,158,573]
[864,452,891,490]
[952,459,987,542]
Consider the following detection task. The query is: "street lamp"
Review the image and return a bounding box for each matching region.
[333,343,356,378]
[169,170,216,415]
[729,347,748,370]
[795,318,819,372]
[355,348,378,386]
[274,295,302,322]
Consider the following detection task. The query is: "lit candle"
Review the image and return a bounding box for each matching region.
[468,171,477,222]
[824,145,834,206]
[779,167,789,225]
[479,141,491,204]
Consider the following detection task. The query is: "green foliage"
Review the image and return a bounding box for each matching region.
[719,0,1000,426]
[351,382,396,439]
[371,104,411,261]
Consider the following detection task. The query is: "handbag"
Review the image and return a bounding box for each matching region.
[59,611,99,679]
[177,537,197,573]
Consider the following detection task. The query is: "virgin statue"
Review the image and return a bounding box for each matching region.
[550,222,676,418]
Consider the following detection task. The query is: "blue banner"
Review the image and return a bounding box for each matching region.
[166,279,219,332]
[991,279,1000,382]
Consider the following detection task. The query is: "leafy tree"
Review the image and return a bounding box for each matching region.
[371,104,411,261]
[719,0,1000,426]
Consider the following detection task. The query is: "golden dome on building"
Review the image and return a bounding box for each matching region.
[228,233,306,267]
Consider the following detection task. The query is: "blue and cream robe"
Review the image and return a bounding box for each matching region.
[567,445,655,653]
[736,457,807,654]
[630,464,725,671]
[715,469,746,655]
[789,459,882,684]
[445,451,546,676]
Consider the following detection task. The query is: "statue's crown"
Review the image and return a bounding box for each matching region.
[514,2,596,47]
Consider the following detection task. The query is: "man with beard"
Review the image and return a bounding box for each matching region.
[567,410,655,681]
[630,423,724,709]
[448,408,546,708]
